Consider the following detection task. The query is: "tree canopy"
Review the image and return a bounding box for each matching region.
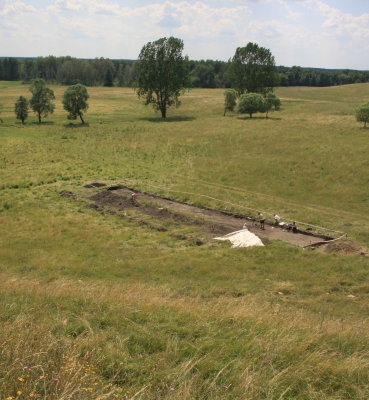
[29,78,55,122]
[356,102,369,128]
[227,42,280,96]
[135,37,191,118]
[238,93,265,118]
[14,96,29,124]
[62,84,89,124]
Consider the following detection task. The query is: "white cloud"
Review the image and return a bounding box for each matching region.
[47,0,83,12]
[87,0,120,15]
[0,0,36,16]
[316,0,369,41]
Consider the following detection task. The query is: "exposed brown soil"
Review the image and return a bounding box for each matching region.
[83,182,106,188]
[319,241,367,256]
[84,185,338,248]
[89,190,232,237]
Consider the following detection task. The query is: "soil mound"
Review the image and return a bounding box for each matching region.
[60,190,76,199]
[319,241,367,256]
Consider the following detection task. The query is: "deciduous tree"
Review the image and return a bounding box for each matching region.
[356,102,369,128]
[223,89,237,116]
[264,92,281,118]
[62,84,89,124]
[227,42,280,96]
[238,93,265,118]
[135,37,191,118]
[14,96,29,124]
[29,78,55,122]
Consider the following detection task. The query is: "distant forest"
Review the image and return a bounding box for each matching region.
[1,56,368,88]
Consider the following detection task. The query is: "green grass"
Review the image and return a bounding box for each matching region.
[1,83,369,399]
[0,80,23,89]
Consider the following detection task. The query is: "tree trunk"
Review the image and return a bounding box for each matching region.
[79,113,85,124]
[249,113,252,118]
[161,108,166,118]
[38,113,41,123]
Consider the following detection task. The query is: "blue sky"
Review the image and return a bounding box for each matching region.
[1,0,368,69]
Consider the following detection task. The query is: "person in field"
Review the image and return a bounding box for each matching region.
[291,221,297,233]
[258,212,265,230]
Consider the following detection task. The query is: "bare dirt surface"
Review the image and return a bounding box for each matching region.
[87,185,331,248]
[319,241,367,256]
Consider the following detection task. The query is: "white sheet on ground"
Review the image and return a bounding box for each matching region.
[214,230,264,248]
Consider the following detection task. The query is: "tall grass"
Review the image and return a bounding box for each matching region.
[2,275,369,399]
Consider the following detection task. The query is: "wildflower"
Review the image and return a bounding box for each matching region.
[17,391,22,396]
[18,377,24,382]
[6,397,13,400]
[170,387,175,391]
[39,375,44,379]
[29,394,35,398]
[114,395,119,399]
[23,366,29,370]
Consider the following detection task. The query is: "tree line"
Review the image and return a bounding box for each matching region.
[0,56,137,87]
[277,65,369,87]
[1,56,368,89]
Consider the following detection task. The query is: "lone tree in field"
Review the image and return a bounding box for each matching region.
[62,84,89,124]
[224,89,237,116]
[238,93,265,118]
[135,37,191,118]
[356,102,369,128]
[264,92,281,118]
[14,95,29,124]
[29,78,55,122]
[227,42,280,97]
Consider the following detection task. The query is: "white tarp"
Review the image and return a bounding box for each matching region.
[214,230,264,248]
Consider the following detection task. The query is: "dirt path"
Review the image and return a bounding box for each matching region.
[88,186,327,248]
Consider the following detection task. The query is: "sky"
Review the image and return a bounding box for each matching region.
[1,0,368,69]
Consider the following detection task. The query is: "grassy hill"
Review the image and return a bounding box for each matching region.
[1,83,369,399]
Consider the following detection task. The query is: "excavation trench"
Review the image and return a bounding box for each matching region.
[87,185,331,248]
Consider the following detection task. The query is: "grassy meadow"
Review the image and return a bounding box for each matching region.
[1,82,369,399]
